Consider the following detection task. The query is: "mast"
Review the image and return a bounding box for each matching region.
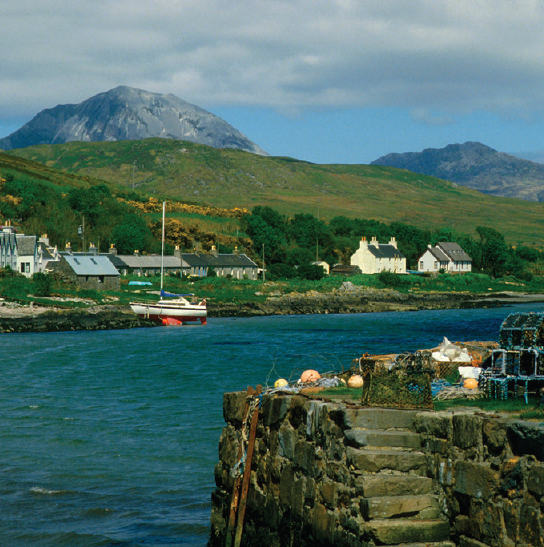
[160,201,165,294]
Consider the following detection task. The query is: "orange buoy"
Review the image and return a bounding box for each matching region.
[300,370,321,383]
[463,378,478,389]
[347,374,364,388]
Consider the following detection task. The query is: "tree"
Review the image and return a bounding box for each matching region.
[244,214,287,263]
[112,215,153,254]
[297,263,325,280]
[33,272,53,297]
[476,226,508,277]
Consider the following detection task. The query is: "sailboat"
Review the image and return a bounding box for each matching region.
[130,202,207,325]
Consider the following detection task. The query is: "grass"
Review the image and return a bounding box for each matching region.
[7,138,544,245]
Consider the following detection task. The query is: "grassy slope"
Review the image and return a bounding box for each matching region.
[7,138,544,245]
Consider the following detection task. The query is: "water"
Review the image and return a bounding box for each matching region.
[1,303,542,546]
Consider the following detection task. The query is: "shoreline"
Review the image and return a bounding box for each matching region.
[2,290,544,333]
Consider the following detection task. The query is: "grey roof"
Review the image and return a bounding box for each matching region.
[367,244,405,260]
[428,246,450,262]
[37,241,57,260]
[181,253,258,268]
[110,254,182,269]
[61,254,120,276]
[437,242,472,262]
[16,235,37,256]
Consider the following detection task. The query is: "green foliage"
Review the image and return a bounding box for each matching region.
[515,246,541,263]
[378,271,410,288]
[269,263,297,279]
[112,214,153,254]
[33,272,53,297]
[297,263,325,281]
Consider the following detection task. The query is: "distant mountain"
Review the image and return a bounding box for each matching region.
[371,141,544,202]
[0,86,267,155]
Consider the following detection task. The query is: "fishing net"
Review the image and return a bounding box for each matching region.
[358,353,434,410]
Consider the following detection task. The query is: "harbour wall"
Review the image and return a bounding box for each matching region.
[209,391,544,547]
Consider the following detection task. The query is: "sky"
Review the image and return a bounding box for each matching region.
[2,0,544,165]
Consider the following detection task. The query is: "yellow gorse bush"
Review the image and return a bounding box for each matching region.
[117,197,250,218]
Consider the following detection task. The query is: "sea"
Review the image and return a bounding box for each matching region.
[1,302,543,546]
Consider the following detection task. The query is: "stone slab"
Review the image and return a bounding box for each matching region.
[362,495,439,520]
[355,474,434,498]
[343,408,419,430]
[345,428,422,449]
[347,446,427,474]
[366,518,450,544]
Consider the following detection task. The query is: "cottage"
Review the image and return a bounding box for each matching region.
[0,222,40,278]
[350,236,406,274]
[181,247,259,280]
[108,246,183,277]
[49,251,120,290]
[418,242,472,274]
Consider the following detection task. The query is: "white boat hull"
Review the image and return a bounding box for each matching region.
[130,298,207,325]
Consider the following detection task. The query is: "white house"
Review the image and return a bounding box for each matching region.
[418,242,472,273]
[0,222,41,278]
[350,237,407,274]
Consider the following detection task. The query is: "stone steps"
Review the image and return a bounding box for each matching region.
[356,474,434,498]
[345,428,422,450]
[343,408,419,430]
[343,408,452,546]
[347,446,428,475]
[365,518,451,545]
[361,494,441,520]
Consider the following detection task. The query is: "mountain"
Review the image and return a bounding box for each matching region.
[371,141,544,202]
[0,86,267,156]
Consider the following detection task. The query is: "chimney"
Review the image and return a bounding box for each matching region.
[234,246,240,256]
[359,237,368,249]
[174,245,182,259]
[109,243,118,256]
[210,245,218,257]
[389,237,397,249]
[134,249,140,257]
[65,241,72,253]
[371,237,379,248]
[39,234,50,246]
[89,242,98,255]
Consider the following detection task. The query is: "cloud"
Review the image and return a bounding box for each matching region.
[1,0,544,121]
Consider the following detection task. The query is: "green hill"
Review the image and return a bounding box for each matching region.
[6,138,544,245]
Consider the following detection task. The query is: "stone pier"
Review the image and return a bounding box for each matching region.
[209,392,544,547]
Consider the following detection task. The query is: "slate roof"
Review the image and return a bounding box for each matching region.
[427,246,450,262]
[181,253,258,268]
[437,242,472,262]
[109,254,182,270]
[367,244,405,259]
[16,235,37,256]
[60,254,120,276]
[37,241,57,261]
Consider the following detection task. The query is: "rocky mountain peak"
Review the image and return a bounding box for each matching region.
[0,86,268,156]
[371,141,544,202]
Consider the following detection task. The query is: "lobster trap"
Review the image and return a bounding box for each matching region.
[358,352,434,410]
[484,312,544,402]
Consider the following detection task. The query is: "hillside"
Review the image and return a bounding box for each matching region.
[371,141,544,202]
[6,139,544,246]
[0,86,267,156]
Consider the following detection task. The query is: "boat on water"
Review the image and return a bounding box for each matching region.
[129,202,207,326]
[130,292,207,325]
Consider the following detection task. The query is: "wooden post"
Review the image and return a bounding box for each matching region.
[226,385,260,547]
[233,385,261,547]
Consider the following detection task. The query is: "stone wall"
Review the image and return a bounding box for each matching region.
[209,391,544,547]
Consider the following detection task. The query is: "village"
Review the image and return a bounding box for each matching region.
[0,221,474,291]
